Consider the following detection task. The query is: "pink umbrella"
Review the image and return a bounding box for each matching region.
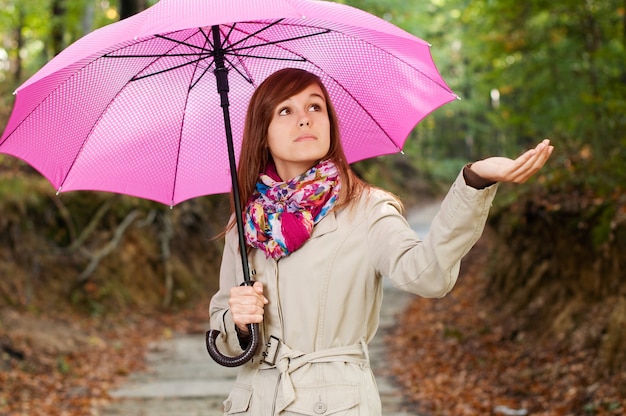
[0,0,456,366]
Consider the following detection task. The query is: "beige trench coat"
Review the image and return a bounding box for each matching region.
[209,171,498,415]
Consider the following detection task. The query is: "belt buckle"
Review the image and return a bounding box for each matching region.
[261,335,281,366]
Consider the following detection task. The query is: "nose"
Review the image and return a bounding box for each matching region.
[298,113,311,128]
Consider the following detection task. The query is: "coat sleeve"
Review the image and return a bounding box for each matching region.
[367,169,498,298]
[208,225,246,355]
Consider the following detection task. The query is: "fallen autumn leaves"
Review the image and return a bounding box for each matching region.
[386,236,625,416]
[0,306,207,416]
[1,235,624,415]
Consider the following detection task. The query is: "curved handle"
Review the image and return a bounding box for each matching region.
[206,323,260,367]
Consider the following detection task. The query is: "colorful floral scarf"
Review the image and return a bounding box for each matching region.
[244,160,341,259]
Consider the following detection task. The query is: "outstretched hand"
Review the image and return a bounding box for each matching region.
[469,139,554,184]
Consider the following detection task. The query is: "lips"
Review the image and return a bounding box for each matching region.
[295,134,316,142]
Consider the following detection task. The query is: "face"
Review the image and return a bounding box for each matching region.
[267,83,331,180]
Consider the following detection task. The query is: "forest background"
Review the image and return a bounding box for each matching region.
[0,0,624,415]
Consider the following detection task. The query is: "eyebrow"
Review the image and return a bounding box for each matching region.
[278,91,326,107]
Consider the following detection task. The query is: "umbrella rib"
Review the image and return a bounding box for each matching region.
[228,29,331,54]
[188,27,220,89]
[154,34,212,53]
[197,26,215,47]
[189,57,216,89]
[222,19,285,51]
[131,56,211,82]
[224,52,306,62]
[220,24,237,50]
[223,56,254,84]
[104,52,211,58]
[171,50,207,205]
[102,30,215,82]
[188,31,217,90]
[219,23,329,86]
[216,24,256,85]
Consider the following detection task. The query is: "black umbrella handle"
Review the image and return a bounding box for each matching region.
[206,280,261,367]
[206,323,260,368]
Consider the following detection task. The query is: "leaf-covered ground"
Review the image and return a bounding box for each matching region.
[1,235,624,416]
[385,235,626,416]
[0,306,208,416]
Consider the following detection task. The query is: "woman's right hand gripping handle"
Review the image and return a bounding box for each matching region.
[229,281,269,335]
[206,281,268,367]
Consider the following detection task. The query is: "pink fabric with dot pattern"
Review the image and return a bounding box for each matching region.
[0,0,456,206]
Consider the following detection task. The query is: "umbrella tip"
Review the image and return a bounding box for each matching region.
[56,186,62,195]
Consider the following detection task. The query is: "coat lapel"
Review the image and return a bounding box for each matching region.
[311,211,337,239]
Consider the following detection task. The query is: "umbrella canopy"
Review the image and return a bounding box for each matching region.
[0,0,456,207]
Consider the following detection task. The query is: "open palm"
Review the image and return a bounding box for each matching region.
[470,139,554,184]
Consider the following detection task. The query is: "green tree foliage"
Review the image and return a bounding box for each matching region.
[458,0,626,193]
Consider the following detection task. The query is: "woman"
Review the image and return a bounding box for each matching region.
[209,68,553,415]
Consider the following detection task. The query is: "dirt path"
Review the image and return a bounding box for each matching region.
[100,287,416,416]
[100,202,440,416]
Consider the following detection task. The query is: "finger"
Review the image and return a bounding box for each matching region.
[231,300,265,313]
[521,141,553,174]
[502,148,539,181]
[231,293,266,323]
[230,285,257,297]
[511,142,553,182]
[230,294,266,309]
[531,142,554,171]
[233,312,265,328]
[252,281,269,304]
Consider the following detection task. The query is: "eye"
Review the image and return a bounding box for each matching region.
[278,106,291,116]
[308,103,323,112]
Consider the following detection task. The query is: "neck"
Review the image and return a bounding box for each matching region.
[274,161,320,182]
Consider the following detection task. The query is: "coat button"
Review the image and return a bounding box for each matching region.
[223,399,232,412]
[314,401,327,414]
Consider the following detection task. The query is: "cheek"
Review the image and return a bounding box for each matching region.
[321,122,332,151]
[266,123,281,153]
[267,133,290,164]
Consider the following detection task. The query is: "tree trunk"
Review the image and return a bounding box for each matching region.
[13,6,24,81]
[119,0,148,20]
[50,0,66,58]
[81,2,95,36]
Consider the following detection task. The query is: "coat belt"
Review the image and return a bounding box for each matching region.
[259,338,370,414]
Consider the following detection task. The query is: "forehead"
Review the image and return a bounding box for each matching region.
[280,83,326,102]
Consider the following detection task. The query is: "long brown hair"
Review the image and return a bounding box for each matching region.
[228,68,367,228]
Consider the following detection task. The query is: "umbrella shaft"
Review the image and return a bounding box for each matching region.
[212,25,251,283]
[212,25,230,107]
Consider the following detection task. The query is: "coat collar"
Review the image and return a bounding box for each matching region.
[311,211,337,239]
